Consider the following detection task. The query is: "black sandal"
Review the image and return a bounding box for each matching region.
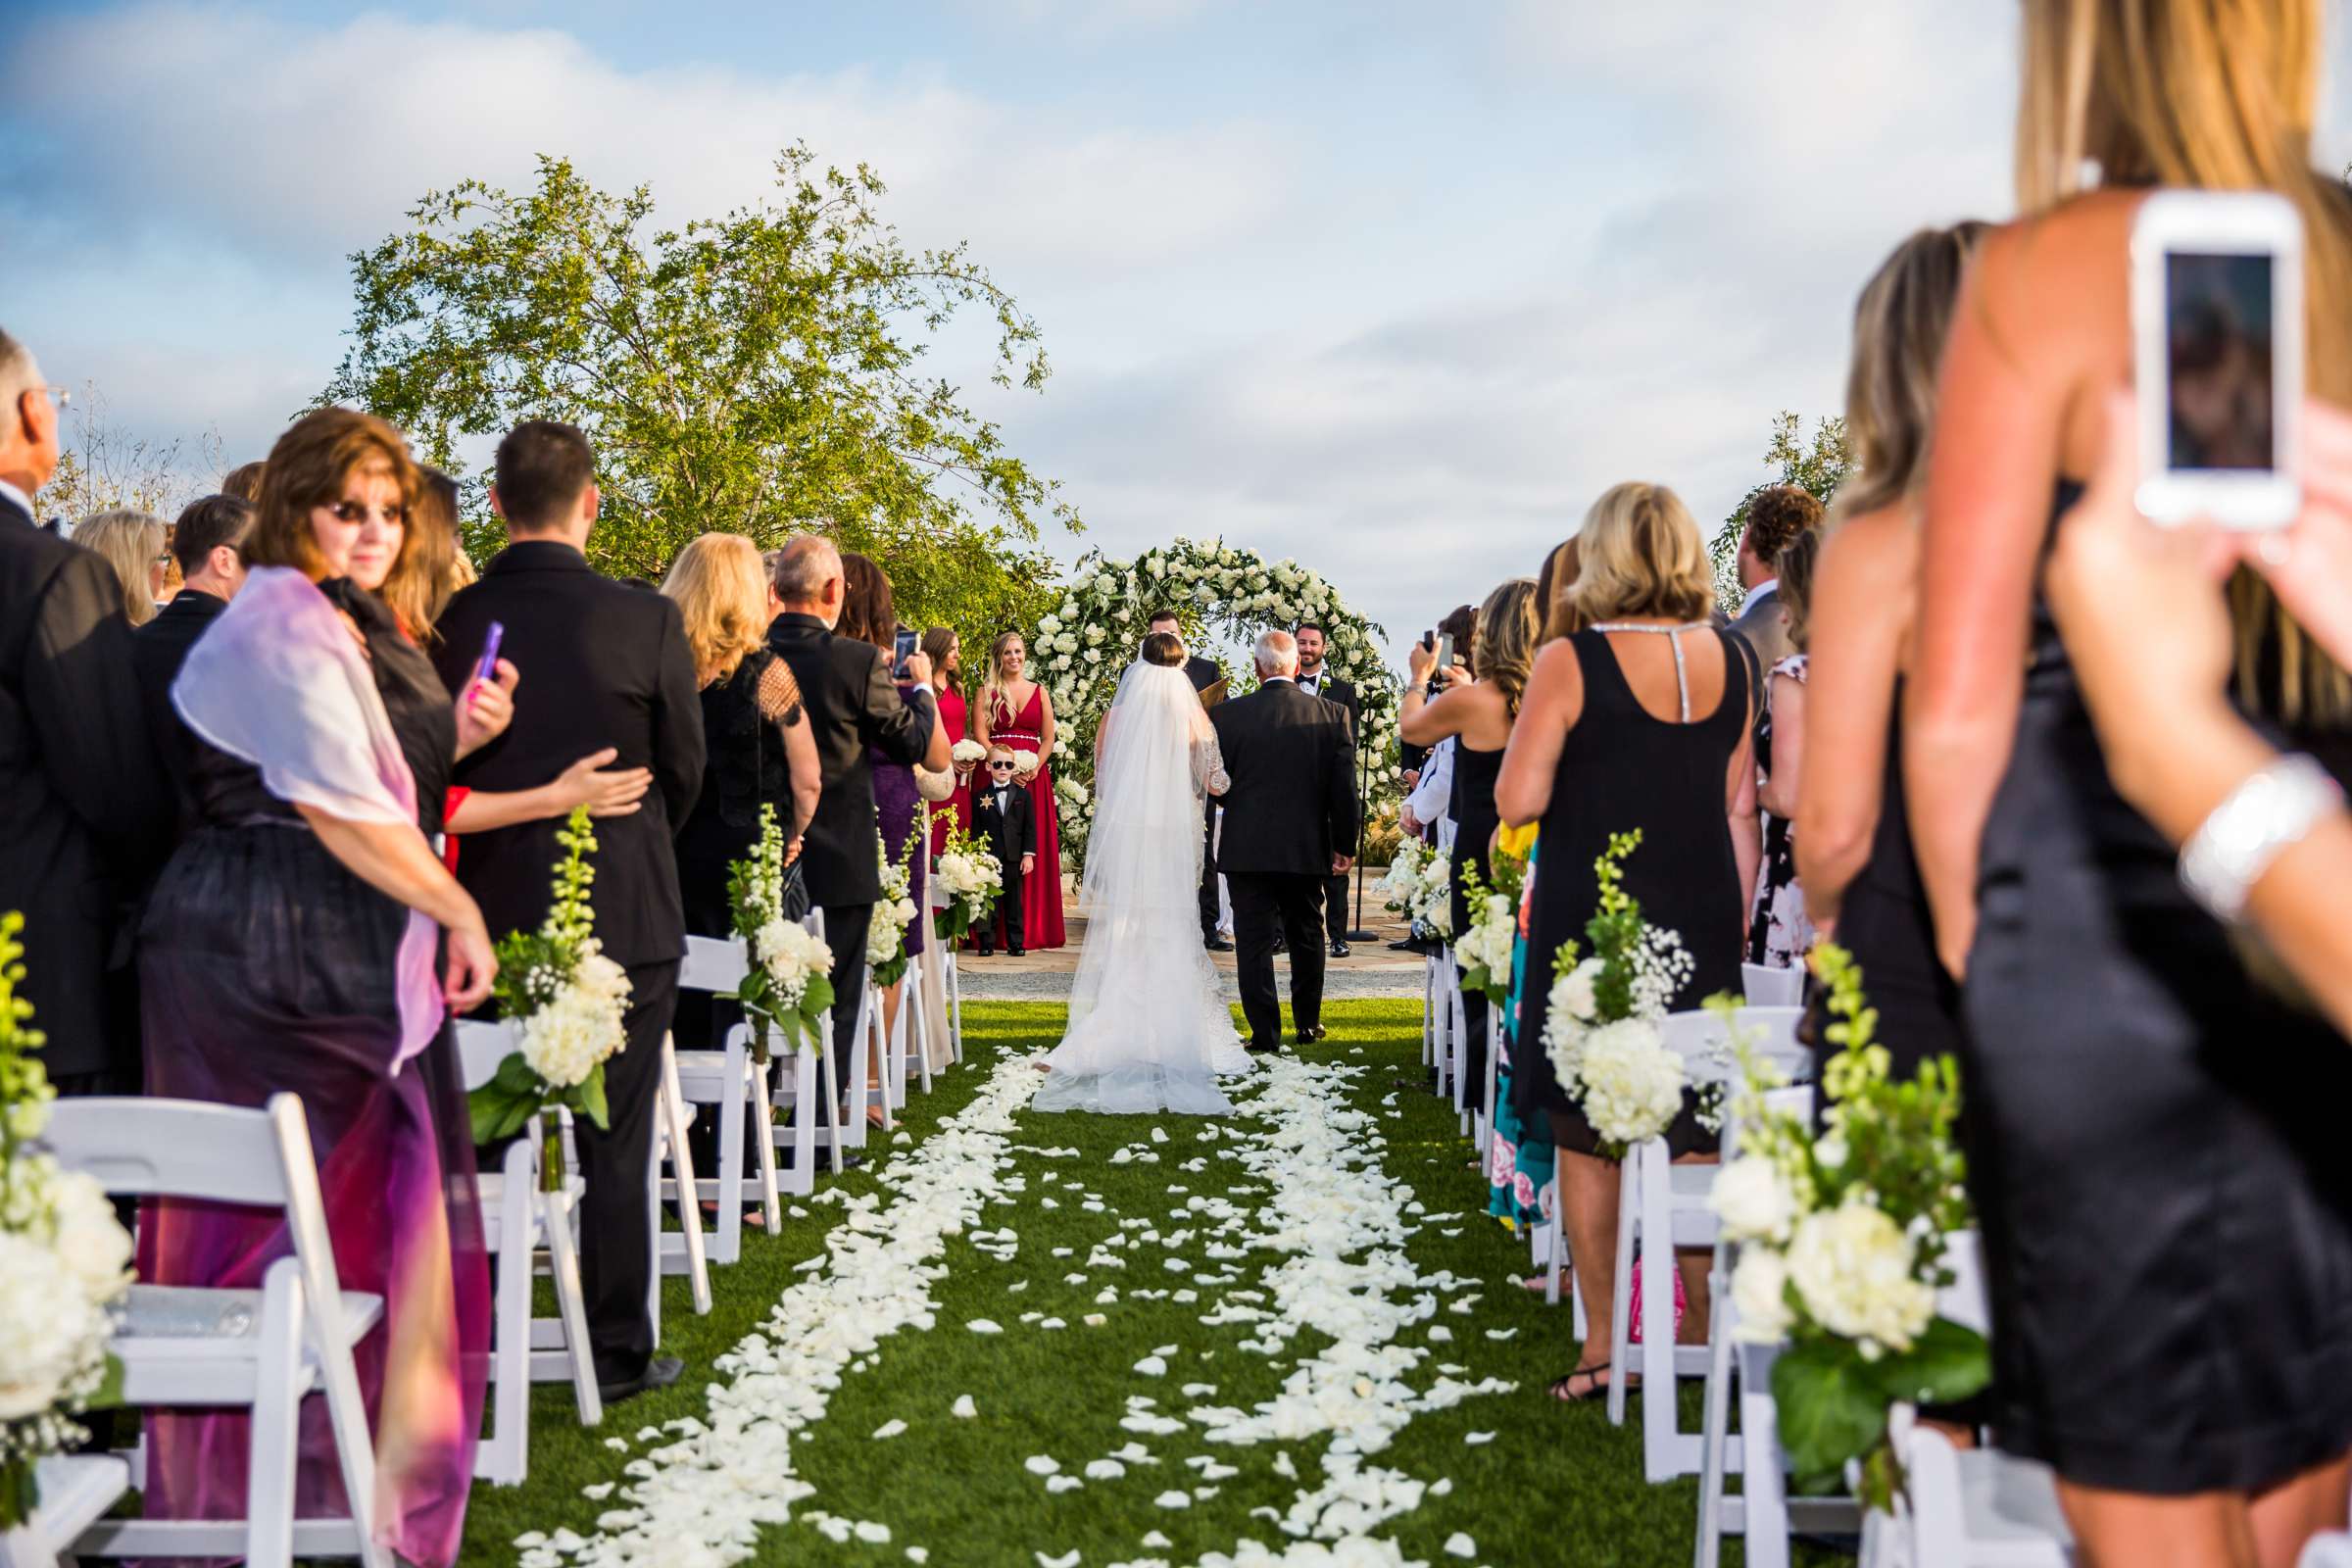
[1548,1362,1635,1401]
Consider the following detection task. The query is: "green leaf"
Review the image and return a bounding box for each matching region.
[578,1061,611,1131]
[805,974,836,1015]
[493,1052,537,1094]
[1772,1337,1891,1494]
[1868,1317,1991,1407]
[492,1097,538,1145]
[84,1350,126,1411]
[468,1084,518,1146]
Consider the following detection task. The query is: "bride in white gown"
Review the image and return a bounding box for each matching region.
[1034,638,1250,1115]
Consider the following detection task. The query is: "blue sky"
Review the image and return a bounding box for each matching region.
[7,1,2346,656]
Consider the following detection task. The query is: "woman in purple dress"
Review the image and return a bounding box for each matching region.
[138,410,497,1567]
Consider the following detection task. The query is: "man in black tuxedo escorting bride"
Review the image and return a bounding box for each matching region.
[1291,621,1359,958]
[1209,629,1358,1052]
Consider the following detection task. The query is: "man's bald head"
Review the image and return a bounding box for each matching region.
[772,533,846,626]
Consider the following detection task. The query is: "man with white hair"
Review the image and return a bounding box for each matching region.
[1207,628,1358,1051]
[0,326,169,1098]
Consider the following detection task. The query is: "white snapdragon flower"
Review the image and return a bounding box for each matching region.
[1784,1200,1936,1357]
[1712,1154,1799,1245]
[1730,1248,1795,1344]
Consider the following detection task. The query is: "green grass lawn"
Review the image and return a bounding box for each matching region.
[461,1001,1821,1566]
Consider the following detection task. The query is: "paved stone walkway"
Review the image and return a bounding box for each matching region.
[953,870,1430,1001]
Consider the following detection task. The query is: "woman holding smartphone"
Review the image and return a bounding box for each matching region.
[1905,3,2352,1560]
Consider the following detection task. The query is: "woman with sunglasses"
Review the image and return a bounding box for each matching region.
[135,409,501,1566]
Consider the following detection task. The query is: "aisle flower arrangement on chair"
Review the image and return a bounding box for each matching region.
[0,911,132,1527]
[467,806,633,1179]
[1379,838,1453,944]
[724,804,833,1064]
[931,824,1003,946]
[1540,830,1694,1156]
[1451,848,1526,1003]
[1712,942,1984,1504]
[866,831,921,990]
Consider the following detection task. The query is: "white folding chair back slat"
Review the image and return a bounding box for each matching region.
[1741,961,1805,1007]
[451,1020,600,1486]
[0,1455,131,1568]
[45,1095,391,1568]
[662,937,783,1265]
[652,1038,713,1313]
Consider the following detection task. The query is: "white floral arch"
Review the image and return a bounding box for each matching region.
[1028,538,1399,867]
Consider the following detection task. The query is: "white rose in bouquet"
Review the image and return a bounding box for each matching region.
[1784,1201,1936,1357]
[1573,1017,1686,1149]
[1712,1153,1799,1245]
[45,1167,132,1302]
[951,739,988,768]
[1011,750,1042,782]
[1553,956,1602,1027]
[0,1230,107,1421]
[757,918,831,1004]
[1730,1248,1796,1345]
[519,984,617,1089]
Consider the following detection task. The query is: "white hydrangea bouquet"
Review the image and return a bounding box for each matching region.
[724,804,834,1064]
[865,830,921,989]
[1711,943,1982,1506]
[1378,834,1430,919]
[1541,830,1695,1156]
[931,823,1003,945]
[1450,848,1526,1003]
[0,911,133,1529]
[949,737,988,773]
[469,807,633,1184]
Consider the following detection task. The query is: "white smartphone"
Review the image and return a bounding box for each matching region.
[2131,189,2303,529]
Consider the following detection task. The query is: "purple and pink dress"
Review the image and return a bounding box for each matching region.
[138,567,488,1567]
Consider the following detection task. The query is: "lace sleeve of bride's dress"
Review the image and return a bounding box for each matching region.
[1193,731,1230,797]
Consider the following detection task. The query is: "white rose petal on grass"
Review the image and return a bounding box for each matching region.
[967,1319,1004,1335]
[1465,1431,1497,1445]
[872,1419,908,1440]
[1025,1455,1061,1476]
[1144,1531,1173,1548]
[1153,1491,1193,1509]
[1084,1313,1107,1326]
[1133,1354,1168,1376]
[1084,1459,1127,1480]
[1445,1533,1478,1559]
[907,1551,929,1564]
[856,1522,893,1544]
[1038,1553,1081,1568]
[952,1395,978,1418]
[1046,1475,1084,1494]
[1485,1328,1517,1341]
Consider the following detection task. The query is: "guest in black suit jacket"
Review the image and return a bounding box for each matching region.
[432,420,705,1402]
[764,535,938,1095]
[0,328,168,1095]
[134,494,252,818]
[969,747,1038,956]
[1147,609,1229,948]
[1209,629,1358,1051]
[1293,621,1361,955]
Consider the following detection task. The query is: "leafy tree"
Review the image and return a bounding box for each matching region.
[1710,411,1851,612]
[321,146,1075,633]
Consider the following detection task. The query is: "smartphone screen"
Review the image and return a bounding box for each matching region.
[893,627,918,677]
[2166,251,2277,472]
[472,621,504,685]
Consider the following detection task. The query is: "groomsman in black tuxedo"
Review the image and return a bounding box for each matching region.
[1209,629,1357,1051]
[969,746,1037,956]
[0,326,168,1099]
[764,535,937,1101]
[1146,608,1230,951]
[434,419,705,1405]
[1291,622,1360,958]
[134,494,251,817]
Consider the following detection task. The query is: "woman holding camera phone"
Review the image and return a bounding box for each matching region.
[1904,2,2352,1559]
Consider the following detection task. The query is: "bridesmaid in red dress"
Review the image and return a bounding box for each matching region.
[975,630,1067,949]
[923,626,973,857]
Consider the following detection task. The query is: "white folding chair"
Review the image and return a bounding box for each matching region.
[1741,961,1805,1007]
[453,1022,601,1486]
[771,910,852,1184]
[1448,978,1473,1135]
[841,979,887,1148]
[1611,1005,1808,1477]
[1865,1233,2072,1568]
[2299,1536,2352,1568]
[0,1456,130,1568]
[926,879,966,1066]
[663,937,784,1266]
[1429,951,1455,1100]
[1422,953,1440,1072]
[650,1037,712,1315]
[883,950,937,1110]
[46,1096,391,1568]
[1478,1004,1501,1161]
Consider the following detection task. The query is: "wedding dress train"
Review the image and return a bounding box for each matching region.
[1034,661,1249,1115]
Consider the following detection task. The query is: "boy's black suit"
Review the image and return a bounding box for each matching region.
[970,778,1036,953]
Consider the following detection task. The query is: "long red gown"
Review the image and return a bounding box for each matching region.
[987,683,1066,950]
[929,683,971,858]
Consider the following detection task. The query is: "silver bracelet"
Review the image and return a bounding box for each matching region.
[2178,753,2343,922]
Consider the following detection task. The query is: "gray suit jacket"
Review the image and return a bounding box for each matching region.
[1727,584,1790,675]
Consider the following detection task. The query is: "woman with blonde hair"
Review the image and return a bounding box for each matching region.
[1794,222,1983,1076]
[973,628,1066,950]
[1907,2,2352,1557]
[1495,480,1758,1399]
[74,508,168,625]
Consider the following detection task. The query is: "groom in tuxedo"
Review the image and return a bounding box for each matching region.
[1209,629,1357,1051]
[1291,621,1360,959]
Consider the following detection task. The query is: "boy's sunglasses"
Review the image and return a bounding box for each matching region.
[988,761,1016,771]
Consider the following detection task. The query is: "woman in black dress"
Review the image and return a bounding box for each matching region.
[1497,481,1757,1402]
[1796,222,1982,1082]
[660,532,820,1050]
[1397,577,1540,1113]
[1907,6,2352,1557]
